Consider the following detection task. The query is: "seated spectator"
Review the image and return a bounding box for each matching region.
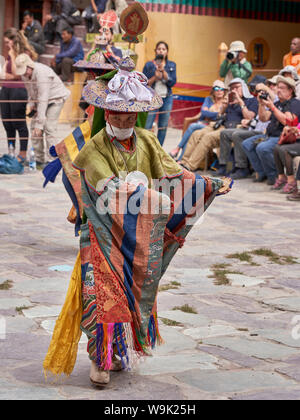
[51,27,84,82]
[21,11,45,55]
[82,0,108,33]
[279,65,300,99]
[44,0,81,44]
[15,53,70,167]
[220,41,252,87]
[242,76,300,185]
[218,76,264,179]
[287,163,300,201]
[272,125,300,194]
[180,78,257,172]
[283,38,300,77]
[169,80,227,161]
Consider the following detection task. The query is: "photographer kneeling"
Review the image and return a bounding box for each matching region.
[242,76,300,185]
[220,41,253,87]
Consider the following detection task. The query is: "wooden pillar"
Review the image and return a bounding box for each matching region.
[2,0,16,56]
[42,0,52,26]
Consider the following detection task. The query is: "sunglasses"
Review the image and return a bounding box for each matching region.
[213,86,225,91]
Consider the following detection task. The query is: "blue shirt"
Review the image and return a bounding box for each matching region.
[56,36,84,64]
[226,97,258,123]
[143,60,177,96]
[199,96,219,122]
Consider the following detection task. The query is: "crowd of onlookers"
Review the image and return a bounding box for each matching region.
[167,39,300,202]
[0,2,299,203]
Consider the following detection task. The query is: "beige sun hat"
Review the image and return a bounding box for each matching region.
[229,40,247,54]
[267,75,279,85]
[276,75,296,92]
[213,80,226,89]
[15,53,35,76]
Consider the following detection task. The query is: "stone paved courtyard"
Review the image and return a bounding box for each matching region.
[0,123,300,400]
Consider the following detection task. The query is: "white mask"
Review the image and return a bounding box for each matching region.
[106,123,134,140]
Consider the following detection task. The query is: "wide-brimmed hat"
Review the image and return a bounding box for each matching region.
[212,80,226,89]
[229,40,247,54]
[83,56,163,112]
[276,75,296,92]
[15,53,35,75]
[73,35,115,72]
[279,65,299,81]
[267,75,278,85]
[229,77,253,98]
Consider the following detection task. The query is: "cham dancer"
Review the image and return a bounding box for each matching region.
[43,3,232,387]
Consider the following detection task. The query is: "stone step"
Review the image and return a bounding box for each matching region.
[39,47,90,67]
[45,44,60,55]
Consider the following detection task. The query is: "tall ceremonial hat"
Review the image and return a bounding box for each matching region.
[82,3,162,112]
[73,10,118,73]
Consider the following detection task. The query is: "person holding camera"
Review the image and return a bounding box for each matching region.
[143,41,177,146]
[15,53,70,168]
[180,78,256,173]
[169,80,227,161]
[217,76,267,179]
[220,41,252,87]
[242,76,300,185]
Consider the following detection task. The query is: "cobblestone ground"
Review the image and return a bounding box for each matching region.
[1,124,300,400]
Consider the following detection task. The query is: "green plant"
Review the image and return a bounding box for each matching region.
[172,304,198,314]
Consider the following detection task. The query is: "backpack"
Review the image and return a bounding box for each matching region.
[0,154,24,174]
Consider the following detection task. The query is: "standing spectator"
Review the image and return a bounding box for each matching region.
[242,76,300,185]
[283,38,300,76]
[169,80,227,161]
[43,0,81,44]
[220,41,252,87]
[82,0,108,33]
[15,53,70,167]
[0,29,37,164]
[143,41,176,146]
[105,0,128,34]
[51,27,84,82]
[21,10,45,55]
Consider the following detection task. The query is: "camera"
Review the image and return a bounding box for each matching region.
[214,115,226,130]
[226,51,238,61]
[259,91,269,101]
[249,119,257,129]
[155,54,164,63]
